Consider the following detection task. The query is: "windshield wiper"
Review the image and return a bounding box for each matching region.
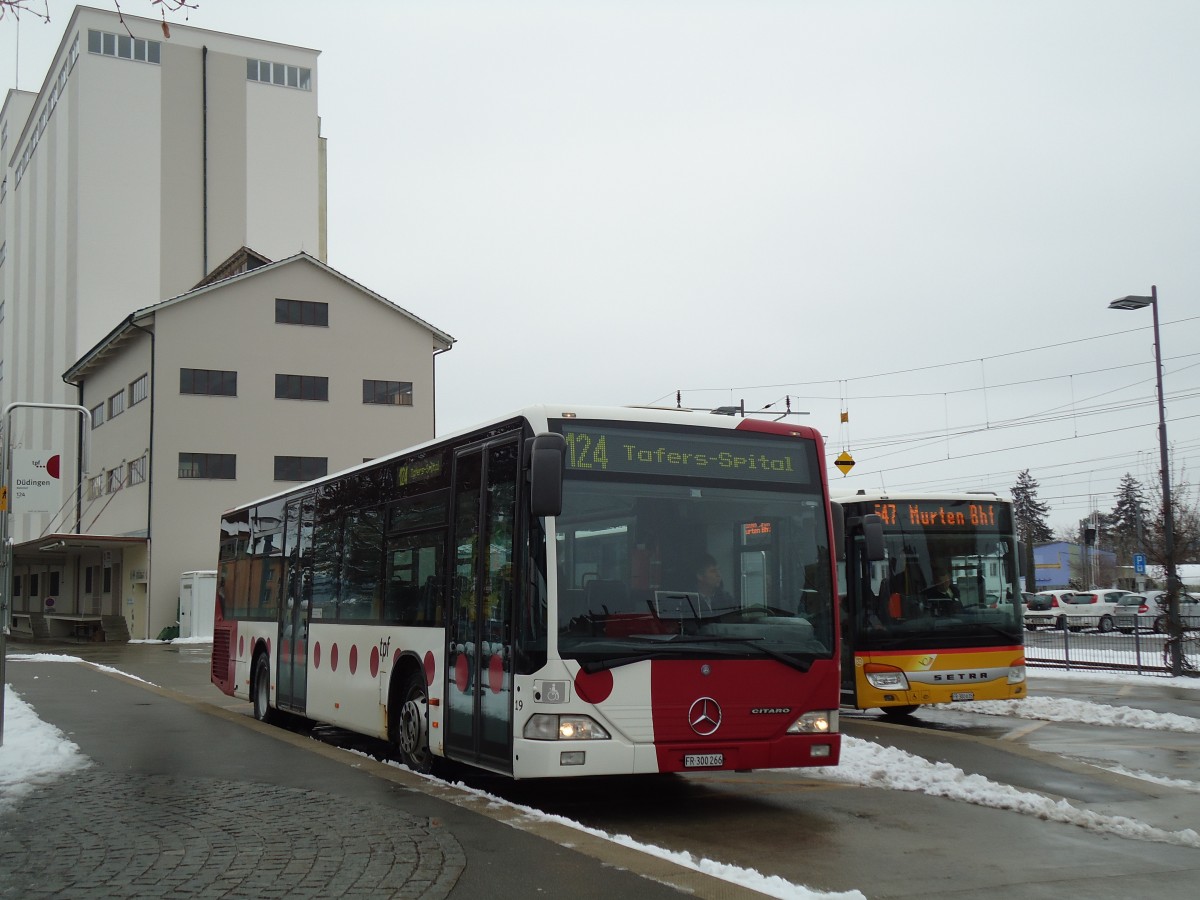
[580,653,661,674]
[659,635,815,673]
[576,636,817,674]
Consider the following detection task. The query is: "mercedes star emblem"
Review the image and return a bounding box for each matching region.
[688,697,722,736]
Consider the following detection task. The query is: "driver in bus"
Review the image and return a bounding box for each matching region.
[695,554,733,614]
[924,564,963,614]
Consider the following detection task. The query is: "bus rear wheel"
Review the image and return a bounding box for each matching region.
[393,671,436,775]
[252,653,273,723]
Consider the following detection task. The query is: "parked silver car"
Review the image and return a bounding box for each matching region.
[1114,591,1200,633]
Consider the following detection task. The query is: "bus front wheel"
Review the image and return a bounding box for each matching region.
[881,705,919,720]
[393,671,436,774]
[252,653,273,723]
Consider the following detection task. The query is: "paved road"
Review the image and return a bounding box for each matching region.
[1,645,732,899]
[4,642,1200,899]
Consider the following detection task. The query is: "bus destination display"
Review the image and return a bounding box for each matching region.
[872,500,999,529]
[557,424,811,484]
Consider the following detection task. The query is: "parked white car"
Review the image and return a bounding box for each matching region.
[1058,589,1131,632]
[1024,590,1075,630]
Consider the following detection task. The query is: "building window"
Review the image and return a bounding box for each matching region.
[103,567,112,593]
[128,456,146,486]
[85,567,93,594]
[179,452,236,480]
[180,368,237,396]
[247,59,312,91]
[107,468,123,493]
[50,572,61,594]
[12,575,20,597]
[91,404,104,428]
[88,29,160,64]
[363,380,414,406]
[274,456,328,482]
[275,298,328,326]
[108,391,125,418]
[275,374,329,401]
[274,301,326,328]
[29,574,39,597]
[130,373,149,406]
[88,474,104,499]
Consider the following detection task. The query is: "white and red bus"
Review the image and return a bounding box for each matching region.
[212,405,842,778]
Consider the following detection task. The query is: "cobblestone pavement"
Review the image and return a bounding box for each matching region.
[0,771,465,898]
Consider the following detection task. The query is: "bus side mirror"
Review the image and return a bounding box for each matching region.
[527,433,565,517]
[861,514,885,562]
[831,502,845,561]
[843,512,885,562]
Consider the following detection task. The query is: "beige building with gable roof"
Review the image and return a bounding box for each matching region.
[7,251,452,641]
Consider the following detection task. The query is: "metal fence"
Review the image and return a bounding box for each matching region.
[1023,616,1198,676]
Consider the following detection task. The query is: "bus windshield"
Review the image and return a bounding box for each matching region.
[853,523,1022,646]
[554,477,834,668]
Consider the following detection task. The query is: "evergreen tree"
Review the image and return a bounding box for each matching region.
[1011,470,1053,592]
[1108,473,1148,567]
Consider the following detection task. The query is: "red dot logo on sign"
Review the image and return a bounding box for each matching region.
[46,455,61,479]
[313,642,321,669]
[349,645,358,675]
[330,644,339,672]
[370,646,380,678]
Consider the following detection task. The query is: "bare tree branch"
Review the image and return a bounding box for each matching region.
[1,1,198,36]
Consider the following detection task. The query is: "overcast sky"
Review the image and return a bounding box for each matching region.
[6,1,1199,532]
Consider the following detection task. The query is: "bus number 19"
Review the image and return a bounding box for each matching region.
[565,432,609,470]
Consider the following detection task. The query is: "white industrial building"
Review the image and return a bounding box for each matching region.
[1,8,454,640]
[1,5,326,538]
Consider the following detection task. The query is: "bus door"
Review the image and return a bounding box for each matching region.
[445,438,520,771]
[277,495,314,712]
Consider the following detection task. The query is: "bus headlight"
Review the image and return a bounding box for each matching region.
[864,664,909,690]
[1008,664,1027,684]
[523,714,611,741]
[787,710,838,734]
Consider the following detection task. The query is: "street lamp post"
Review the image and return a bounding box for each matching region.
[1108,286,1182,676]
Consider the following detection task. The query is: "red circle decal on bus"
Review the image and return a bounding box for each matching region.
[330,644,339,672]
[313,642,320,669]
[349,645,358,675]
[455,654,470,693]
[370,646,380,678]
[574,669,614,704]
[488,654,504,694]
[423,650,436,686]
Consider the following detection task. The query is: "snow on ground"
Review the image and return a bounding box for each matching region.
[0,684,90,814]
[3,658,1199,898]
[807,736,1200,849]
[938,695,1200,732]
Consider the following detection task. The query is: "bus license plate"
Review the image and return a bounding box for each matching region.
[684,753,723,768]
[951,691,975,702]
